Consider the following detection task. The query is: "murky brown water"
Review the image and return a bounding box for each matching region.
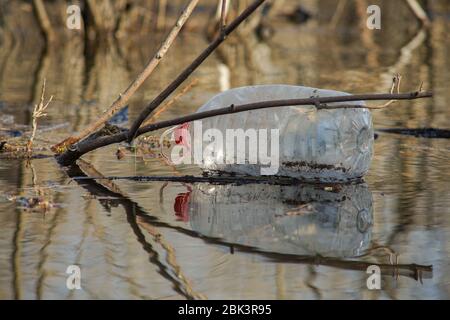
[0,1,449,299]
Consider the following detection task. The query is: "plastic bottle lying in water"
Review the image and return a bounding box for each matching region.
[172,85,374,182]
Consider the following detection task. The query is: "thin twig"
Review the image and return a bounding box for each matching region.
[370,74,402,109]
[126,0,267,144]
[142,78,199,126]
[52,0,199,153]
[405,0,430,26]
[56,90,432,166]
[27,79,53,153]
[219,0,228,31]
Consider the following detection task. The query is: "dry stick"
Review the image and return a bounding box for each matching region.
[219,0,228,30]
[126,0,266,144]
[371,74,402,110]
[32,0,55,43]
[52,0,199,152]
[27,79,53,153]
[56,91,432,166]
[405,0,430,26]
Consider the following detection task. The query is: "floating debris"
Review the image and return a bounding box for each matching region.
[6,195,59,212]
[0,113,14,125]
[108,106,129,125]
[116,148,126,160]
[377,128,450,139]
[0,129,23,138]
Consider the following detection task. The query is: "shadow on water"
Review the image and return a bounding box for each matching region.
[68,162,432,296]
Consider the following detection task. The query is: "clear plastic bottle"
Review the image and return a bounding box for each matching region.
[174,85,374,182]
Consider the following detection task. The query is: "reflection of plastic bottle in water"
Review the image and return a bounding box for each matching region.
[186,183,373,258]
[173,85,374,182]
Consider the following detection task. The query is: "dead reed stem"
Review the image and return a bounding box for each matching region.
[27,79,53,154]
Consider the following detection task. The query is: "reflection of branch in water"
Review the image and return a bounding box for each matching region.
[68,164,433,283]
[305,265,321,300]
[72,174,364,186]
[30,160,57,299]
[275,264,285,299]
[29,161,43,197]
[19,161,68,299]
[11,205,23,300]
[32,0,55,44]
[70,160,205,300]
[136,217,206,300]
[378,23,437,248]
[35,197,63,300]
[136,210,434,283]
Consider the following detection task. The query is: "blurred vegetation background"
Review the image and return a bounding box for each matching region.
[0,0,447,124]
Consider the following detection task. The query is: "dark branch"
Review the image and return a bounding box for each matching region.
[56,91,432,166]
[126,0,266,143]
[71,174,361,186]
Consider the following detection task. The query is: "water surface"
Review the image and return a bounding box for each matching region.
[0,2,449,299]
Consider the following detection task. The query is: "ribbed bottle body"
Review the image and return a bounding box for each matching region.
[187,85,373,182]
